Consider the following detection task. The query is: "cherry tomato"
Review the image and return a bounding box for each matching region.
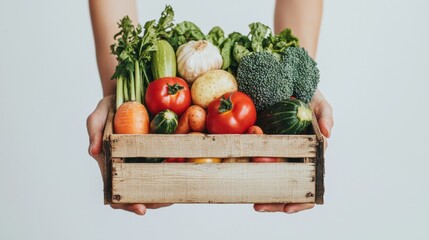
[145,77,191,116]
[186,158,222,163]
[206,91,257,134]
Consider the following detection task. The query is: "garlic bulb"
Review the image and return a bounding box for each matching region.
[176,40,223,84]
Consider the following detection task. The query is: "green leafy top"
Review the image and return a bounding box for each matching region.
[110,16,141,80]
[168,21,205,49]
[110,5,176,81]
[217,22,299,74]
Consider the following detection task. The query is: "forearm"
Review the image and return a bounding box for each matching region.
[89,0,138,96]
[274,0,323,59]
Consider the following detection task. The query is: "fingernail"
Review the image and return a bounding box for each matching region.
[257,209,267,212]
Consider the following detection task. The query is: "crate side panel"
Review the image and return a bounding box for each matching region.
[110,134,317,158]
[311,111,325,204]
[102,98,115,204]
[112,163,316,204]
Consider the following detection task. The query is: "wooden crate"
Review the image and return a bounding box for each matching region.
[102,102,325,204]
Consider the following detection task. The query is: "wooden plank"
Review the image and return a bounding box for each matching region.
[303,157,315,163]
[111,163,316,204]
[110,134,317,158]
[311,112,325,204]
[102,98,115,204]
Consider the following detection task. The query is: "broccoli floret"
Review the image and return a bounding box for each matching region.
[236,52,293,112]
[282,47,320,103]
[236,47,320,111]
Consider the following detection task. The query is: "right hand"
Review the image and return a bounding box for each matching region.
[253,90,334,214]
[86,95,172,215]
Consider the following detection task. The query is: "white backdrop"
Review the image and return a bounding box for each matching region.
[1,0,428,239]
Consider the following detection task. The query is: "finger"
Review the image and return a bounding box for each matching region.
[283,203,315,214]
[253,203,285,212]
[310,90,334,138]
[318,109,333,138]
[145,203,173,209]
[87,96,113,159]
[254,203,315,214]
[110,203,147,216]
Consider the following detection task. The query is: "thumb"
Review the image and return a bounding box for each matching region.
[312,96,333,138]
[310,90,334,138]
[318,115,333,138]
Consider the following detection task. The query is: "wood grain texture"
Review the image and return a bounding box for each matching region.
[102,98,115,204]
[311,111,325,204]
[110,134,317,158]
[103,101,325,205]
[112,163,316,204]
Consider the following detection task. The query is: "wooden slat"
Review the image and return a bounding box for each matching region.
[102,98,115,204]
[112,163,316,204]
[110,134,317,158]
[103,100,325,205]
[311,111,325,204]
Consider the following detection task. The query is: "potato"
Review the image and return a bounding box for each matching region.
[175,105,206,134]
[245,125,263,134]
[191,69,238,108]
[222,157,250,163]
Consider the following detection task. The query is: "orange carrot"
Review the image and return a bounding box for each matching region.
[114,101,149,134]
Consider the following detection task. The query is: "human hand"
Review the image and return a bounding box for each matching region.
[86,95,172,215]
[254,90,333,214]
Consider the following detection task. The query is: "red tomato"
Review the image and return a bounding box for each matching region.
[145,77,191,116]
[165,158,186,163]
[206,91,257,134]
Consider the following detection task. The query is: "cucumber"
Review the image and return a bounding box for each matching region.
[256,99,312,134]
[150,109,179,134]
[151,40,177,80]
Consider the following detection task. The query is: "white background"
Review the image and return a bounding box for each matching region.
[1,0,428,239]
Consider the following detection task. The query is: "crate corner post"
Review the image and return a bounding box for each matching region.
[311,112,325,205]
[102,100,115,205]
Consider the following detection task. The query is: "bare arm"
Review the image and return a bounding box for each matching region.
[89,0,138,96]
[274,0,323,59]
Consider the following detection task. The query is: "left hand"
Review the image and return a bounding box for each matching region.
[254,90,333,214]
[87,96,172,215]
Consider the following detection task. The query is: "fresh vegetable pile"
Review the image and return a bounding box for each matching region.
[111,6,319,163]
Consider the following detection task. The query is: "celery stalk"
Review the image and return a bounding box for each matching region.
[135,61,142,103]
[116,77,124,109]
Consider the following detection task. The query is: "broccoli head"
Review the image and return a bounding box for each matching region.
[236,52,293,112]
[282,47,320,103]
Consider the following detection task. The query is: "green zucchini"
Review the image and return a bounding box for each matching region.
[125,157,165,163]
[150,109,179,134]
[151,40,177,79]
[256,99,312,134]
